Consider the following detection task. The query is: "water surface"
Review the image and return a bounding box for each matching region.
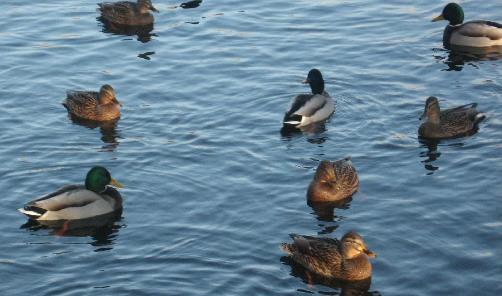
[1,0,501,295]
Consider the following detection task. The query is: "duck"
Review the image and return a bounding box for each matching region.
[432,3,502,49]
[307,158,359,203]
[98,0,158,26]
[283,69,335,129]
[281,231,376,281]
[419,96,485,139]
[63,84,121,122]
[18,166,124,221]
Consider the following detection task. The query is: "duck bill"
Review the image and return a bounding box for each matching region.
[151,5,159,12]
[419,111,426,120]
[110,178,124,188]
[431,14,444,22]
[302,78,310,84]
[364,249,376,258]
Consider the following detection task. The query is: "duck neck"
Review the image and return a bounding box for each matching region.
[428,110,440,125]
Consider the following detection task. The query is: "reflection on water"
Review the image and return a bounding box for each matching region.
[280,122,328,144]
[434,48,502,71]
[309,198,351,235]
[97,17,156,43]
[68,114,120,152]
[419,139,440,174]
[281,256,379,296]
[180,0,203,9]
[20,211,123,252]
[419,139,468,174]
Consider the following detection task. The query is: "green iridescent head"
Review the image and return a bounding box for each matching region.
[85,166,123,193]
[432,3,464,25]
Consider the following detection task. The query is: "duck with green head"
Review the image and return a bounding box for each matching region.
[432,3,502,49]
[63,84,121,122]
[98,0,159,26]
[418,96,485,139]
[283,69,335,129]
[18,167,124,221]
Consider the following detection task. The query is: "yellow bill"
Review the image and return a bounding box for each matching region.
[110,178,124,188]
[432,14,445,22]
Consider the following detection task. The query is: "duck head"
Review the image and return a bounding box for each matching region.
[341,231,376,259]
[85,166,124,193]
[138,0,159,13]
[303,69,325,95]
[432,3,464,25]
[314,160,337,186]
[420,96,441,123]
[98,84,119,105]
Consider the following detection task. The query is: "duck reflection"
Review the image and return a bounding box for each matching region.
[419,138,440,174]
[68,114,120,152]
[280,256,377,296]
[20,211,124,251]
[280,122,328,144]
[98,17,156,43]
[434,48,502,71]
[309,199,351,235]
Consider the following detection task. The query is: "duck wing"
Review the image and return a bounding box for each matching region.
[63,91,99,117]
[18,185,106,220]
[333,158,359,195]
[284,93,333,126]
[457,21,502,41]
[99,1,137,23]
[281,234,342,277]
[439,104,484,135]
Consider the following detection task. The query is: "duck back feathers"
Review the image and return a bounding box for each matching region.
[99,0,158,26]
[19,185,122,221]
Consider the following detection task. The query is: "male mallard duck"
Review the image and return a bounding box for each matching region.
[281,231,376,281]
[307,158,359,203]
[18,166,124,221]
[98,0,158,26]
[419,96,485,139]
[283,69,335,129]
[432,3,502,48]
[63,84,121,122]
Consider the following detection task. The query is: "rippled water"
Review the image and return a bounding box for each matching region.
[1,0,501,295]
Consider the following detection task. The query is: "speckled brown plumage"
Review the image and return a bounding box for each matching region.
[98,0,158,26]
[418,96,485,139]
[281,232,375,281]
[307,158,359,203]
[63,84,120,122]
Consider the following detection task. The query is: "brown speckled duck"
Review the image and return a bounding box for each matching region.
[63,84,121,122]
[307,158,359,203]
[98,0,158,26]
[281,231,376,281]
[418,96,485,139]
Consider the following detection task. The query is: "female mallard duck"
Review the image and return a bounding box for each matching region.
[98,0,158,26]
[419,96,485,139]
[432,3,502,49]
[307,158,359,203]
[18,166,124,221]
[281,231,376,281]
[63,84,121,122]
[283,69,335,129]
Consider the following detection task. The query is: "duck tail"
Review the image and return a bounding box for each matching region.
[18,205,46,219]
[280,243,293,255]
[473,113,486,126]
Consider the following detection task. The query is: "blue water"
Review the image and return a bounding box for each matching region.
[1,0,501,295]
